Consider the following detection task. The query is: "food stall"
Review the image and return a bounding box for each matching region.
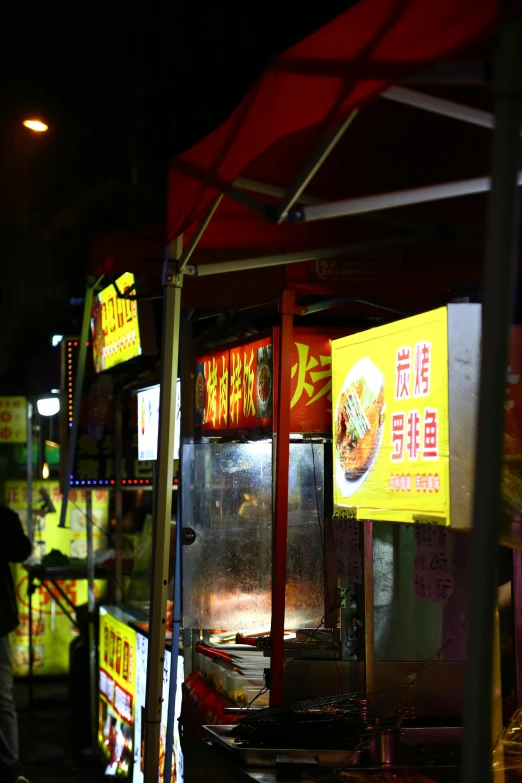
[89,0,521,779]
[182,326,342,706]
[56,266,185,775]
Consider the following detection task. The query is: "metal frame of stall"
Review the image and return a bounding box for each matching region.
[57,298,129,750]
[52,17,518,783]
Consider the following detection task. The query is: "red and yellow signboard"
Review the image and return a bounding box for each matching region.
[91,272,142,373]
[98,609,137,777]
[195,329,350,434]
[195,349,230,430]
[195,338,272,431]
[332,309,450,523]
[229,338,272,429]
[0,397,27,443]
[289,328,348,433]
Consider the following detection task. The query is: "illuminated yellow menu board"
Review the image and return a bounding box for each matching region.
[332,308,450,524]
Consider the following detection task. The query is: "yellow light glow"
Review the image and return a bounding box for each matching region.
[42,462,50,480]
[23,119,49,132]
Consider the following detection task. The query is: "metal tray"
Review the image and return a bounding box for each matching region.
[203,725,361,768]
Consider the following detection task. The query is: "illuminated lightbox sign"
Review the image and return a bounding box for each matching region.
[332,308,451,525]
[137,381,181,462]
[91,273,142,373]
[332,304,489,528]
[98,609,137,777]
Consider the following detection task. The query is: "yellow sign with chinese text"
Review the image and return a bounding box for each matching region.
[332,308,449,524]
[6,481,108,676]
[91,272,142,373]
[98,609,137,777]
[0,397,27,443]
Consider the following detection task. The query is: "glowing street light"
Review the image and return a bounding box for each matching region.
[37,397,60,416]
[23,119,49,132]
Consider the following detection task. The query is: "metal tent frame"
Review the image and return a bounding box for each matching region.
[129,18,522,783]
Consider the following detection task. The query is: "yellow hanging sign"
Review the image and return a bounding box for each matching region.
[91,272,142,373]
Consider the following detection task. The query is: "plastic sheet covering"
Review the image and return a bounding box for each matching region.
[182,441,325,631]
[373,522,468,661]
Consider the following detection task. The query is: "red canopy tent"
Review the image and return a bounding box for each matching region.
[82,3,522,781]
[90,0,502,318]
[166,0,497,243]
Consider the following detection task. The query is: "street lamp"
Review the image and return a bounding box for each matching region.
[37,396,60,417]
[23,119,49,132]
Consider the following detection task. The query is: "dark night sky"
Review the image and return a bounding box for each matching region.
[0,1,348,392]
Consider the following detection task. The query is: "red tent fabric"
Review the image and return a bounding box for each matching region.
[90,0,500,315]
[166,0,498,243]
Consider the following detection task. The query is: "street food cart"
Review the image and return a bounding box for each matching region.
[89,0,522,780]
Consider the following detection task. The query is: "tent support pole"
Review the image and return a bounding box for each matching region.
[383,86,499,130]
[270,290,296,706]
[86,489,97,752]
[185,234,431,278]
[223,183,276,220]
[26,401,33,544]
[114,385,123,605]
[513,543,522,707]
[59,277,100,527]
[234,176,321,205]
[363,521,375,698]
[177,194,223,273]
[144,239,183,783]
[294,173,522,223]
[276,110,358,222]
[463,20,522,783]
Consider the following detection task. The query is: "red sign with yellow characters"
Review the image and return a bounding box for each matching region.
[195,328,348,434]
[288,328,348,433]
[195,337,272,431]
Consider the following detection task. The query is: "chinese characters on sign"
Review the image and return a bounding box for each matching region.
[195,339,272,431]
[195,329,346,434]
[91,272,142,373]
[195,350,230,430]
[291,342,331,409]
[288,329,348,433]
[391,341,439,472]
[98,610,137,778]
[332,516,362,584]
[315,254,402,282]
[413,523,454,604]
[0,397,27,443]
[332,308,450,524]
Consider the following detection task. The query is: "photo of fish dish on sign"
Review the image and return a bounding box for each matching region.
[335,357,385,497]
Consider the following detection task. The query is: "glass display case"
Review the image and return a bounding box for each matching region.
[181,440,326,632]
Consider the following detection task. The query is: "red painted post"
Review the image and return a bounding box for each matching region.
[270,289,296,706]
